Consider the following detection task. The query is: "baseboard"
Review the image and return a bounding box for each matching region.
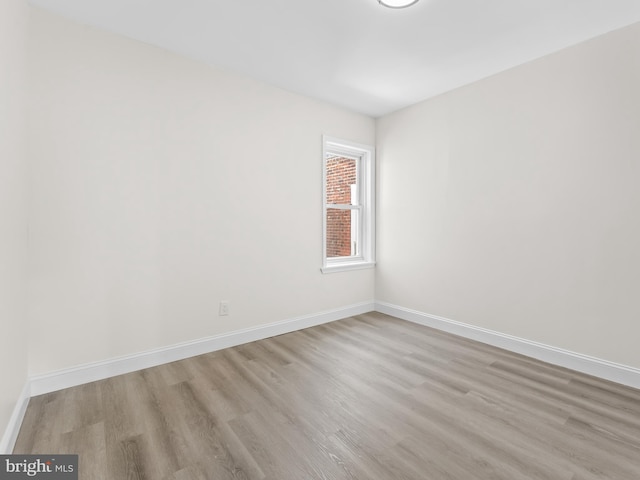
[0,382,31,454]
[29,300,640,395]
[375,301,640,390]
[12,299,640,450]
[30,301,375,396]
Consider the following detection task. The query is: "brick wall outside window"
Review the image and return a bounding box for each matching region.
[326,156,357,257]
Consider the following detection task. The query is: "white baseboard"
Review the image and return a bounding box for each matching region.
[375,301,640,390]
[8,299,640,452]
[28,300,640,396]
[0,382,31,454]
[30,301,375,396]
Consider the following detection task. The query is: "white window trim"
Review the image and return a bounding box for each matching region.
[322,135,376,274]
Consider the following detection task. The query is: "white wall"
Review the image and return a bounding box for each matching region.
[27,9,375,375]
[0,0,29,445]
[22,5,640,385]
[377,22,640,369]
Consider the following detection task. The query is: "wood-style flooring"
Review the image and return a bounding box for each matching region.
[14,312,640,479]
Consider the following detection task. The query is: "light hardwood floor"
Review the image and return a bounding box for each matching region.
[14,312,640,479]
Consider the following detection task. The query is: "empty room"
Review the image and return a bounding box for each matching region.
[1,0,640,478]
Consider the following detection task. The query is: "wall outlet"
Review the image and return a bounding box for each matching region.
[219,300,230,316]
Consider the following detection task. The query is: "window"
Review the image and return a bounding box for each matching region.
[322,136,375,273]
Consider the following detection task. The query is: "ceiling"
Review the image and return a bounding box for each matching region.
[29,0,640,117]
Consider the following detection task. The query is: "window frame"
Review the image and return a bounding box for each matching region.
[322,135,376,273]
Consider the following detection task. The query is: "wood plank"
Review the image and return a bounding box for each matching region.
[13,312,640,479]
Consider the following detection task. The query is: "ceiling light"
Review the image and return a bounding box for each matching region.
[378,0,420,8]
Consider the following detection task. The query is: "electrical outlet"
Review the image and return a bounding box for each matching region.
[219,301,229,316]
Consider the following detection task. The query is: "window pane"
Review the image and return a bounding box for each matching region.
[326,155,357,205]
[326,208,358,258]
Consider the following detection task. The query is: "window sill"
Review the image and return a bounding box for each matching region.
[321,261,376,274]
